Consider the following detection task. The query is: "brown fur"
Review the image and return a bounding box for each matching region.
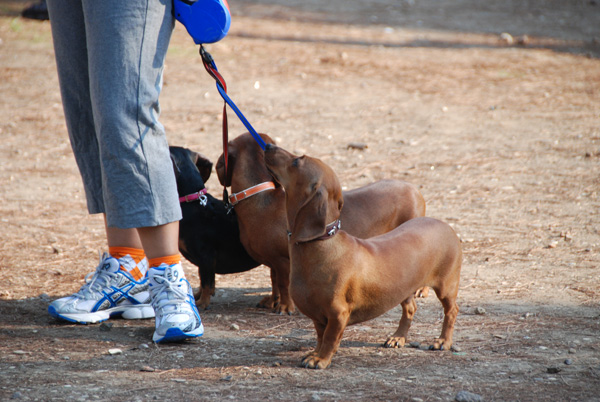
[216,132,426,314]
[264,144,462,369]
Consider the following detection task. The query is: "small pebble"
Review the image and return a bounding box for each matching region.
[409,341,421,348]
[172,379,186,383]
[564,359,573,365]
[139,343,149,349]
[230,323,240,331]
[11,391,22,400]
[140,366,156,372]
[450,345,462,352]
[474,307,486,315]
[108,348,123,355]
[547,367,561,374]
[347,142,368,150]
[568,348,576,354]
[516,35,530,45]
[499,32,514,45]
[221,375,233,382]
[99,322,113,332]
[455,390,483,402]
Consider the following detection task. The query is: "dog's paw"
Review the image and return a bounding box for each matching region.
[273,302,295,315]
[301,355,330,369]
[428,338,451,351]
[415,287,430,298]
[194,291,211,310]
[384,336,406,348]
[257,295,276,309]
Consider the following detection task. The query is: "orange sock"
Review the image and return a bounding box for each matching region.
[109,246,148,281]
[148,254,181,268]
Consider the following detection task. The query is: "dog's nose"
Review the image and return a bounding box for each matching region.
[265,143,274,151]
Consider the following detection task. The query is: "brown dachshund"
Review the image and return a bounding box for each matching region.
[216,133,426,314]
[264,144,462,369]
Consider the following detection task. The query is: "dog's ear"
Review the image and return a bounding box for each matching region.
[291,186,329,243]
[260,133,276,146]
[192,151,213,183]
[216,148,236,187]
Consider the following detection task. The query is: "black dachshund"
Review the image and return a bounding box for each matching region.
[170,146,260,309]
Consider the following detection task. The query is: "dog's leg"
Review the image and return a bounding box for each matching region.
[430,279,459,351]
[302,321,324,364]
[272,259,295,315]
[302,312,349,369]
[257,267,280,309]
[195,284,215,310]
[430,295,458,351]
[196,261,217,310]
[384,296,417,348]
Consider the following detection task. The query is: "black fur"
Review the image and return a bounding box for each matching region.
[170,146,260,308]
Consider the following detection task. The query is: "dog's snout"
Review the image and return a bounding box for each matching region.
[265,143,274,151]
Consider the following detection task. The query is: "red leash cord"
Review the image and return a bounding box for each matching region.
[200,46,230,204]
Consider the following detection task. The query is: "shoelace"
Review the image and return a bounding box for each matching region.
[76,253,118,299]
[149,276,189,312]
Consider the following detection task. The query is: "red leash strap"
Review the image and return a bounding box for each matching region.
[200,46,231,204]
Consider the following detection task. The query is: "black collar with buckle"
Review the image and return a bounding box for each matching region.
[287,219,341,244]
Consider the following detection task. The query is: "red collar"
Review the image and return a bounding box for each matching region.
[229,181,276,206]
[179,188,208,203]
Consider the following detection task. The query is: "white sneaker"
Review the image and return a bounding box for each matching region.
[48,253,155,324]
[148,263,204,343]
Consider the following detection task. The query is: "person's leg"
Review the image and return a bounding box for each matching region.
[137,221,179,260]
[140,221,204,342]
[45,0,158,324]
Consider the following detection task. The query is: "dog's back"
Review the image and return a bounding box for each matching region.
[342,180,425,239]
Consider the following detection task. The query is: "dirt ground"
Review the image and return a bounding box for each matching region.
[1,0,600,400]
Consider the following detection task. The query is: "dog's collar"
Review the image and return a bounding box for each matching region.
[288,219,342,244]
[179,188,208,204]
[229,181,276,206]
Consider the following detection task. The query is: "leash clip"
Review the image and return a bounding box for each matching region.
[198,194,208,207]
[223,187,234,214]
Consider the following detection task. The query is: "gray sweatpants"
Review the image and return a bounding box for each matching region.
[46,0,181,229]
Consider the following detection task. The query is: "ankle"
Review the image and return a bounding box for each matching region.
[148,254,181,269]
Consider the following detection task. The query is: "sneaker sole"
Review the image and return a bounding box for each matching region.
[48,304,155,324]
[153,323,204,343]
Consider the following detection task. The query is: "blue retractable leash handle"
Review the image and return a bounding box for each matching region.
[174,0,231,44]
